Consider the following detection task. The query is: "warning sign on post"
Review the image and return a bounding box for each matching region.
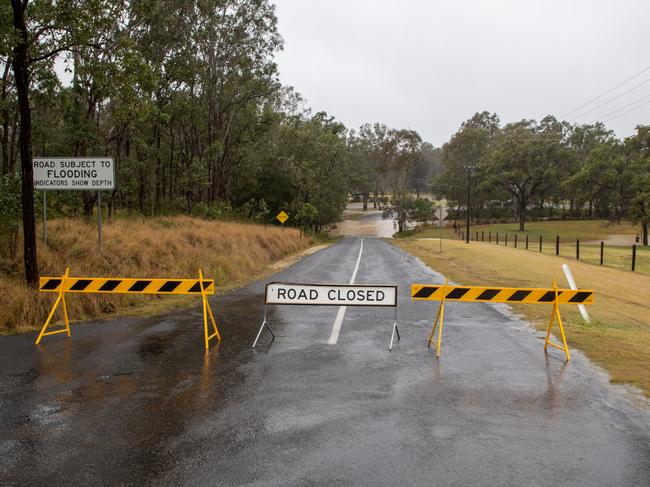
[33,157,115,190]
[265,282,397,307]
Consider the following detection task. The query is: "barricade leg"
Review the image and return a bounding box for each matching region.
[427,302,442,346]
[199,269,221,351]
[61,293,71,337]
[543,281,571,361]
[389,306,400,351]
[427,300,446,357]
[435,301,445,357]
[35,268,71,344]
[252,305,275,349]
[427,278,448,357]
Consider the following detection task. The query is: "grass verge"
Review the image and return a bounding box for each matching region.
[0,216,316,333]
[394,238,650,396]
[399,219,639,242]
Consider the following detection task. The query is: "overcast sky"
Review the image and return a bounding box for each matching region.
[273,0,650,146]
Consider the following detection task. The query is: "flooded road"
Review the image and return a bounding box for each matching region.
[1,238,650,485]
[329,202,397,238]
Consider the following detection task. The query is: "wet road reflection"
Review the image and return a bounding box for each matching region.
[0,238,649,486]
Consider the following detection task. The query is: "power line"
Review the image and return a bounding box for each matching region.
[602,99,650,122]
[571,77,650,122]
[592,93,650,120]
[560,66,650,119]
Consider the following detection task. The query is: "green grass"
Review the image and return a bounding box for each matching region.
[405,219,640,243]
[465,240,650,276]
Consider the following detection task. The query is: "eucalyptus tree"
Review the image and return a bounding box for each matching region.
[380,128,423,232]
[626,125,650,245]
[563,122,616,216]
[438,112,498,223]
[565,140,626,218]
[6,0,117,284]
[484,119,560,231]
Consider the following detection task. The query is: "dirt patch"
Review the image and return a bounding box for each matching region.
[584,234,637,246]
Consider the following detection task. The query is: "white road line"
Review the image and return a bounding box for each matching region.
[328,238,364,345]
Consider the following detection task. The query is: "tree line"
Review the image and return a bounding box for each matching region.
[1,0,437,285]
[3,2,647,286]
[434,112,650,244]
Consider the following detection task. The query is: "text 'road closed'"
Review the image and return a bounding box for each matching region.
[265,283,397,307]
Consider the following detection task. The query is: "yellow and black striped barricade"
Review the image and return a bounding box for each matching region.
[411,279,594,361]
[37,268,221,351]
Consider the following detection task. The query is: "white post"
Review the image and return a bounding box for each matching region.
[438,206,443,253]
[562,263,590,322]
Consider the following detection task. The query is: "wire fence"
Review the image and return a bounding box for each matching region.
[454,228,647,275]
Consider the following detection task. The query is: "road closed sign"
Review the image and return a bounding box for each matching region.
[265,282,397,307]
[33,157,115,190]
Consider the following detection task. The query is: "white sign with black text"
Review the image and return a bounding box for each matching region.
[33,157,115,190]
[265,282,397,307]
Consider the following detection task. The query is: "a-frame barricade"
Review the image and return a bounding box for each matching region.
[37,268,221,351]
[412,279,594,361]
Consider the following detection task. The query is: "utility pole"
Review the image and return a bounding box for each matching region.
[466,168,471,243]
[463,161,477,244]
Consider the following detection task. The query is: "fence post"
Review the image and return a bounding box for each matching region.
[505,233,508,246]
[556,235,560,256]
[476,231,478,242]
[539,235,542,252]
[600,241,604,265]
[514,234,518,248]
[482,231,484,242]
[489,231,491,243]
[526,234,529,250]
[576,239,580,260]
[496,232,499,245]
[632,244,637,272]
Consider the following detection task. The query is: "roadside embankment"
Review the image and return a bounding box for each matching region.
[0,216,312,333]
[394,238,650,396]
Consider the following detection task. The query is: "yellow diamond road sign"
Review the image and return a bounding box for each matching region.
[276,211,289,224]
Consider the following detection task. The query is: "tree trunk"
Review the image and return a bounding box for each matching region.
[11,0,39,285]
[1,61,11,175]
[518,199,526,231]
[643,222,648,246]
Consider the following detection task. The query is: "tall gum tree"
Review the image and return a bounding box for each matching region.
[484,119,559,231]
[7,0,113,285]
[626,125,650,245]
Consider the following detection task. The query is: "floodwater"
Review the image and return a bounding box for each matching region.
[330,203,397,238]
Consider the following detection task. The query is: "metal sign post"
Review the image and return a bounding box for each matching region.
[252,304,275,349]
[43,190,47,245]
[97,190,102,247]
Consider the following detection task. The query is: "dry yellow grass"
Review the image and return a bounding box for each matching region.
[0,216,311,332]
[394,238,650,396]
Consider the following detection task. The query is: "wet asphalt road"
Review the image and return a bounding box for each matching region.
[1,237,650,486]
